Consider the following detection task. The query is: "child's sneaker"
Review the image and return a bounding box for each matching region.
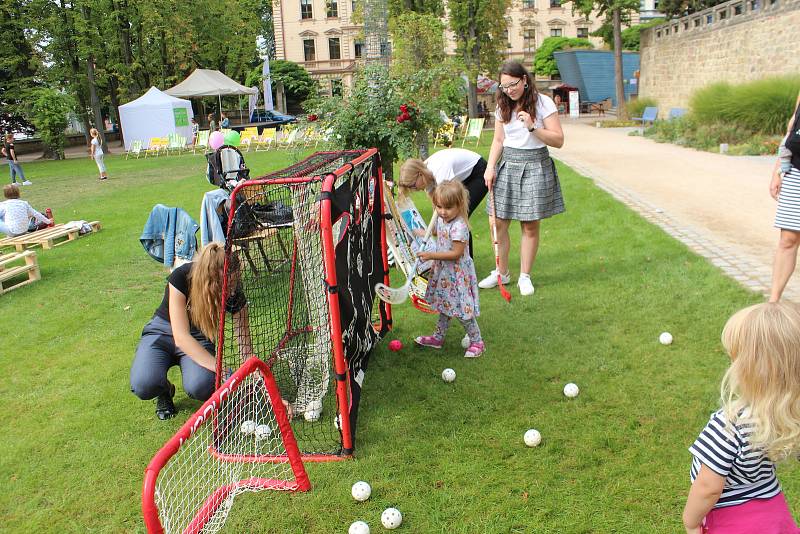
[518,274,535,296]
[464,341,486,358]
[22,180,32,186]
[478,269,511,289]
[414,335,444,349]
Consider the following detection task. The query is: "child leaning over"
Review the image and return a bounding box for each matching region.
[414,180,485,358]
[0,184,51,237]
[683,302,800,534]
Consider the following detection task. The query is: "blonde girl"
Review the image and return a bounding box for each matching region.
[683,302,800,533]
[89,128,108,181]
[415,181,484,358]
[130,243,254,419]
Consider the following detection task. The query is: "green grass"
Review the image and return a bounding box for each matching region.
[2,140,795,533]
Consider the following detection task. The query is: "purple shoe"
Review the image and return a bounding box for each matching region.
[414,335,444,349]
[464,341,485,358]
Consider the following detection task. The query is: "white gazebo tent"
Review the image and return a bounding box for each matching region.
[164,69,258,119]
[118,87,194,149]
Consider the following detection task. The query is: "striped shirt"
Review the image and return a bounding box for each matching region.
[689,409,780,508]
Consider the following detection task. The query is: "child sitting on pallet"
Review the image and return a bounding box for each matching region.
[0,184,52,237]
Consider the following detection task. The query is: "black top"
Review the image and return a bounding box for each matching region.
[788,106,800,170]
[154,263,246,327]
[3,142,14,161]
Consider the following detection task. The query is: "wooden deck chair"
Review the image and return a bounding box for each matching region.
[254,128,277,151]
[277,128,299,149]
[125,140,143,160]
[433,122,456,148]
[457,115,468,139]
[144,137,164,158]
[193,130,210,154]
[167,133,184,155]
[461,118,485,147]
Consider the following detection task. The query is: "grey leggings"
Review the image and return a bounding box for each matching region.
[130,315,216,401]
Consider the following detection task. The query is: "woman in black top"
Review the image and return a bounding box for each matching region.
[130,243,253,419]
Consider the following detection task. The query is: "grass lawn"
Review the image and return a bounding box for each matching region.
[1,139,794,533]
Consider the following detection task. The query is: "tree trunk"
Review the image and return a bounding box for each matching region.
[612,8,627,120]
[418,128,429,160]
[466,80,478,118]
[86,54,111,152]
[58,0,91,144]
[109,76,123,146]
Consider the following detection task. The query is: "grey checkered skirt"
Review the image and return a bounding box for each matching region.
[488,146,565,221]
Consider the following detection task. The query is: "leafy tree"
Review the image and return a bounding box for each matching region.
[28,89,75,159]
[591,18,664,50]
[247,60,318,112]
[533,37,593,77]
[0,0,41,134]
[447,0,510,117]
[388,0,443,16]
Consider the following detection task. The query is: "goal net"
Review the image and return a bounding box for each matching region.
[142,357,310,534]
[218,149,391,458]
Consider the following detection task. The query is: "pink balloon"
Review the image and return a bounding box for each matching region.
[208,131,224,150]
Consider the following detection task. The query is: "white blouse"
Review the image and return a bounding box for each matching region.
[495,94,558,150]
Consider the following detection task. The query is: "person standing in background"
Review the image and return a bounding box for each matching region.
[2,134,31,186]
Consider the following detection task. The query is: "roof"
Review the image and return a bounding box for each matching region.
[119,87,191,109]
[164,69,258,97]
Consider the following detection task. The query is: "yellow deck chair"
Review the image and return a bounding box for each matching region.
[461,118,485,147]
[254,128,277,151]
[145,137,165,158]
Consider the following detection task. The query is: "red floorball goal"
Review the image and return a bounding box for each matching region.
[142,357,311,534]
[217,149,391,459]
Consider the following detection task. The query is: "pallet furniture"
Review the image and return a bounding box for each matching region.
[0,250,40,295]
[0,221,101,252]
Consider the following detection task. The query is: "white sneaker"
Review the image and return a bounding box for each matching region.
[478,269,511,289]
[518,274,535,296]
[22,180,32,186]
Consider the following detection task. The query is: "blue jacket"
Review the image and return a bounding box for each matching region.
[140,204,199,267]
[200,189,230,246]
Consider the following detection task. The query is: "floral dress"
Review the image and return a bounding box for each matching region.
[425,216,480,320]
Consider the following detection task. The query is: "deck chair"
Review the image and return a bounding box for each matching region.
[193,130,210,154]
[254,128,277,151]
[433,122,456,148]
[125,140,143,159]
[277,128,299,149]
[144,137,165,158]
[167,133,184,155]
[633,106,659,133]
[461,118,485,147]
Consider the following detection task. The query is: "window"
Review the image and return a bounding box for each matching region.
[550,0,561,6]
[718,9,727,18]
[326,0,338,17]
[328,37,341,60]
[656,30,661,37]
[706,13,713,23]
[577,27,588,38]
[354,41,363,58]
[734,3,743,13]
[770,0,777,5]
[693,17,701,26]
[750,0,760,9]
[683,21,689,29]
[550,28,562,36]
[503,29,511,47]
[522,0,535,7]
[331,79,343,96]
[300,0,313,19]
[303,39,316,61]
[523,29,536,52]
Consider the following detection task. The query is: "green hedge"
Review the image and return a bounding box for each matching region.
[628,97,657,119]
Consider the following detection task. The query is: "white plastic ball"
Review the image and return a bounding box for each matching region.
[659,332,673,345]
[351,481,372,502]
[380,508,402,530]
[524,429,542,447]
[349,520,370,534]
[255,424,272,441]
[240,420,257,435]
[441,368,456,383]
[563,383,580,398]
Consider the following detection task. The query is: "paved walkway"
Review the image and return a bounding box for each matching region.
[551,119,799,301]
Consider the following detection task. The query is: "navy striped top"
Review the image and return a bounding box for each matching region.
[689,409,780,508]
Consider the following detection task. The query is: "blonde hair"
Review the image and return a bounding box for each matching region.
[431,180,470,229]
[721,302,800,461]
[399,159,435,195]
[89,128,101,145]
[187,243,233,342]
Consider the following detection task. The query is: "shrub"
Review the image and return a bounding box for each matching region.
[690,76,800,135]
[533,37,593,77]
[628,98,657,119]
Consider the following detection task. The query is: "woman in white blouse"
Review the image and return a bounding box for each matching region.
[481,61,565,296]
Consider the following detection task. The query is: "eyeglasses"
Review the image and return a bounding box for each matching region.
[499,79,523,91]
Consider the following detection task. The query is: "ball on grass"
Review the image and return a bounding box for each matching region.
[441,368,456,383]
[240,420,257,435]
[255,424,272,441]
[524,429,542,447]
[381,508,403,530]
[563,383,580,398]
[659,332,673,345]
[349,520,370,534]
[388,340,403,352]
[351,481,372,502]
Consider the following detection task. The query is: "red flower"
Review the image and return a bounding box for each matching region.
[400,104,408,113]
[308,114,318,122]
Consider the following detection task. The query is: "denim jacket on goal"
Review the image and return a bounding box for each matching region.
[140,204,199,267]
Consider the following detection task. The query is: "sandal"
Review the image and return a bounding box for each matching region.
[464,341,486,358]
[155,382,176,420]
[414,335,444,349]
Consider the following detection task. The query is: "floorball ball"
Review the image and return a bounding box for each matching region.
[563,383,580,398]
[659,332,673,345]
[442,368,456,383]
[388,340,403,351]
[381,508,403,529]
[255,424,272,441]
[349,520,370,534]
[240,420,257,435]
[351,481,372,502]
[524,429,542,447]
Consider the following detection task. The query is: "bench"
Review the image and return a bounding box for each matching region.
[0,221,101,252]
[0,250,40,295]
[632,106,659,133]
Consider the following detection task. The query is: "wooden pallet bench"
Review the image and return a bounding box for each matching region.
[0,221,101,252]
[0,250,40,295]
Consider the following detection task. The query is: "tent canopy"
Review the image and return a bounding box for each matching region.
[165,69,258,97]
[118,87,194,149]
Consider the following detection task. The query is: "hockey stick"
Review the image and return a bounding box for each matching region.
[489,185,512,302]
[375,214,438,305]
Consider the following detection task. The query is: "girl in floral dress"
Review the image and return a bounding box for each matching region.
[415,180,485,358]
